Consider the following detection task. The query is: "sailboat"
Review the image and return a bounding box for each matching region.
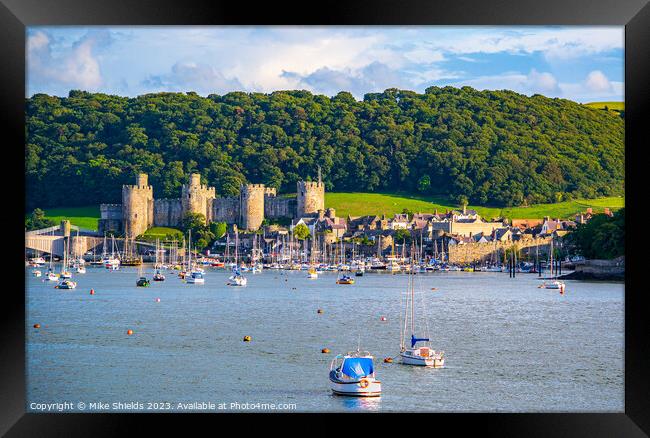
[185,231,205,284]
[307,237,318,279]
[56,239,77,289]
[336,239,354,284]
[153,238,166,281]
[227,229,247,286]
[540,238,565,291]
[45,242,60,281]
[59,239,72,279]
[399,245,445,367]
[135,246,150,287]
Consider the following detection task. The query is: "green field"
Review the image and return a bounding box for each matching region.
[584,101,624,116]
[42,206,100,230]
[325,192,624,220]
[140,226,183,241]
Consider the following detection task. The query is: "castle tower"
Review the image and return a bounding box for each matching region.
[296,173,325,218]
[181,173,216,224]
[240,184,266,231]
[122,173,153,238]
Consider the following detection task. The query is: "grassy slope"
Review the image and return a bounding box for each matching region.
[42,194,625,230]
[325,192,624,220]
[42,206,100,230]
[584,101,625,111]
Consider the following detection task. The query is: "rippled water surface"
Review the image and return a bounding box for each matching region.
[26,266,624,412]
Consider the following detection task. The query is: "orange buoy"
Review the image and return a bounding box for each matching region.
[321,348,330,354]
[384,357,393,363]
[317,309,323,314]
[33,323,41,329]
[431,287,437,291]
[127,329,133,335]
[243,335,251,342]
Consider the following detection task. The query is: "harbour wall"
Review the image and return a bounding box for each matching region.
[447,237,552,264]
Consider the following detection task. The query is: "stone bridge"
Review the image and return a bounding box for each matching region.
[25,221,155,257]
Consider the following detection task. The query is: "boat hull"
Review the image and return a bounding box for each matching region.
[400,352,445,368]
[329,376,381,397]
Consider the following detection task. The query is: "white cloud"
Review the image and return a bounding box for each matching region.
[427,27,623,61]
[143,62,243,94]
[584,70,613,92]
[450,69,560,95]
[28,30,107,92]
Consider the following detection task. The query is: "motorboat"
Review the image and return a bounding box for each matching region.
[307,267,318,279]
[75,265,86,274]
[329,350,382,397]
[186,271,205,284]
[56,279,77,290]
[227,272,247,286]
[32,270,42,277]
[153,270,166,281]
[136,277,151,287]
[45,271,60,281]
[355,269,364,277]
[336,275,355,285]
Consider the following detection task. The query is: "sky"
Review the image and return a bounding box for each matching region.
[26,26,624,103]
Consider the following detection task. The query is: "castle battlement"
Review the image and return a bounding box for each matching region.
[297,181,324,189]
[106,172,326,234]
[242,184,267,190]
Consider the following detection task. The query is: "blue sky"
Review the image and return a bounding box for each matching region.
[26,26,624,103]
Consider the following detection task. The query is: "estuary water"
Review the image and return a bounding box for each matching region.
[26,266,624,412]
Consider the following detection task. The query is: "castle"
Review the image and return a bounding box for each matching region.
[99,173,325,237]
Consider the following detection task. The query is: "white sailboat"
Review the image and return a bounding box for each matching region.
[399,246,445,367]
[227,230,247,286]
[540,238,565,291]
[185,230,205,284]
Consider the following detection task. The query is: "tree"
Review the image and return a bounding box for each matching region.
[417,175,431,193]
[457,194,469,211]
[25,208,56,231]
[181,213,207,234]
[394,228,411,244]
[209,221,227,239]
[293,223,311,240]
[565,208,624,259]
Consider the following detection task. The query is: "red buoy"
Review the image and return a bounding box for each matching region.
[90,289,95,295]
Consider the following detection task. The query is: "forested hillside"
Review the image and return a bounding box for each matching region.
[25,87,624,210]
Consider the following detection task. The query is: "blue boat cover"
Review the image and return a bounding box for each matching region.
[411,334,430,348]
[342,357,373,378]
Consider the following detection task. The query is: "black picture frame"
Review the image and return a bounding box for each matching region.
[2,0,648,435]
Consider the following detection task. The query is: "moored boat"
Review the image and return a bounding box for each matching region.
[56,279,77,290]
[329,350,382,397]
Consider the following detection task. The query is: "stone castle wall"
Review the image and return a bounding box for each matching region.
[241,184,265,230]
[122,174,153,238]
[265,196,296,219]
[447,237,552,264]
[98,203,123,234]
[212,197,240,224]
[296,181,324,217]
[181,173,216,223]
[153,199,183,227]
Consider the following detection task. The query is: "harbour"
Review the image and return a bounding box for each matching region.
[26,265,623,412]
